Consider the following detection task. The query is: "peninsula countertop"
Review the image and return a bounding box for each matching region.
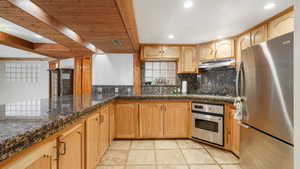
[0,93,235,161]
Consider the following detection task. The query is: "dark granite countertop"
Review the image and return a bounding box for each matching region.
[0,94,235,162]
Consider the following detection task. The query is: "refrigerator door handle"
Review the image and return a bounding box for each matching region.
[235,63,241,97]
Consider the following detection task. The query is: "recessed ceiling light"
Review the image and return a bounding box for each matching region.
[184,0,194,8]
[168,34,175,39]
[264,3,276,10]
[35,34,42,38]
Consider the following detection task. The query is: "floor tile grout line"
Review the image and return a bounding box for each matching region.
[204,147,224,169]
[176,139,191,169]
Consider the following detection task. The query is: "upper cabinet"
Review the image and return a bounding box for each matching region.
[198,42,216,61]
[251,25,268,46]
[268,11,294,40]
[141,45,180,61]
[215,39,235,59]
[236,33,251,64]
[178,46,198,74]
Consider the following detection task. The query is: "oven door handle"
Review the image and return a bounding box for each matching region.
[193,114,222,123]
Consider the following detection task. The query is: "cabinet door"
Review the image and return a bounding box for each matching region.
[268,11,294,40]
[3,141,57,169]
[142,46,162,59]
[161,45,180,59]
[115,103,139,138]
[236,33,251,67]
[58,124,85,169]
[164,102,190,138]
[139,103,164,138]
[109,104,115,144]
[231,109,240,156]
[99,107,110,157]
[215,39,234,59]
[198,42,216,61]
[180,46,197,73]
[86,113,100,169]
[251,25,268,46]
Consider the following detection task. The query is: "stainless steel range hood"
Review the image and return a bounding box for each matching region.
[198,58,235,70]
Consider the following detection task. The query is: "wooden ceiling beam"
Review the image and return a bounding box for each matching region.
[0,32,75,59]
[0,0,98,57]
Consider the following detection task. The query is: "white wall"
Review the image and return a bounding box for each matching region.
[295,1,299,168]
[92,54,133,85]
[0,61,49,104]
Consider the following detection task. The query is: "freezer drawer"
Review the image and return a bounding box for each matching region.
[240,124,293,169]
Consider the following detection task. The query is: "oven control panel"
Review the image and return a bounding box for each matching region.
[192,102,224,115]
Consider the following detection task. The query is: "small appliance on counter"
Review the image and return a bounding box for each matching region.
[191,102,224,146]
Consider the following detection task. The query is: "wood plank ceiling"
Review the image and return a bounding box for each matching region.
[31,0,139,53]
[0,0,139,58]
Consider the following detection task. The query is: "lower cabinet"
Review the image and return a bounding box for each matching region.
[115,103,139,138]
[139,103,164,138]
[231,108,240,156]
[86,113,101,169]
[3,140,57,169]
[163,103,190,138]
[58,123,85,169]
[108,104,115,144]
[99,107,110,157]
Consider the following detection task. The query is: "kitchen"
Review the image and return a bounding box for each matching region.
[0,0,298,169]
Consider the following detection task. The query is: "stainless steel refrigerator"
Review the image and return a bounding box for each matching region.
[237,32,294,169]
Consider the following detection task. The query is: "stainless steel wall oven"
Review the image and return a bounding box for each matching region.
[191,102,224,146]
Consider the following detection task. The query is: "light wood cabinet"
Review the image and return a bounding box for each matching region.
[3,140,57,169]
[163,103,190,138]
[215,39,235,59]
[251,25,268,46]
[139,103,164,138]
[198,42,216,61]
[115,103,139,138]
[236,33,251,66]
[178,46,198,73]
[161,46,181,59]
[99,107,110,157]
[268,11,294,40]
[108,104,115,144]
[231,108,240,156]
[58,124,85,169]
[142,45,162,59]
[141,45,180,60]
[86,113,101,169]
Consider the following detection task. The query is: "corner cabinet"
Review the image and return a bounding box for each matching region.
[58,124,85,169]
[3,140,57,169]
[251,25,268,46]
[268,11,294,40]
[236,33,251,67]
[177,46,198,74]
[141,45,180,61]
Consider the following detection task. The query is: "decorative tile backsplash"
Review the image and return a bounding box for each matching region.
[178,68,236,96]
[92,85,134,95]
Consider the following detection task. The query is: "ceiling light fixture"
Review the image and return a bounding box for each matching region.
[168,34,175,39]
[184,0,194,8]
[264,3,276,10]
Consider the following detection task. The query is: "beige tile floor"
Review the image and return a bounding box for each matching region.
[97,139,240,169]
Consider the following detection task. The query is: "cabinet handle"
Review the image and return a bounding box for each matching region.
[58,142,66,156]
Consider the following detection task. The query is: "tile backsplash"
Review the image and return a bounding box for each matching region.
[93,85,134,95]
